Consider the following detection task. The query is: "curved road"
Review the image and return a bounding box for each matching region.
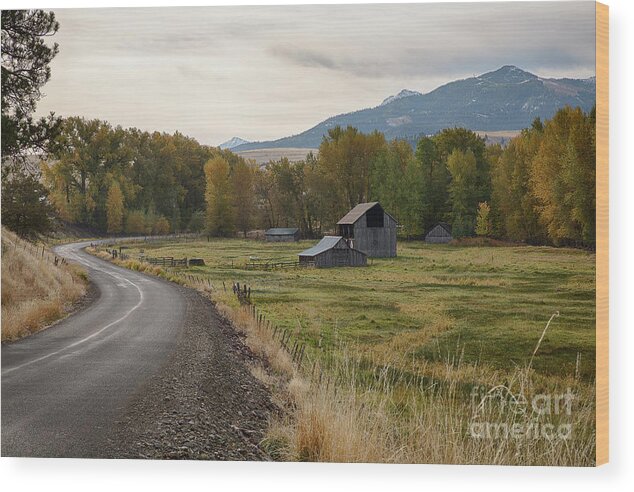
[1,241,187,457]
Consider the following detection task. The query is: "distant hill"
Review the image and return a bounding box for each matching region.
[219,136,250,150]
[235,65,595,151]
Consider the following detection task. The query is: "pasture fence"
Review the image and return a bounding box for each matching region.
[231,281,310,371]
[2,233,68,268]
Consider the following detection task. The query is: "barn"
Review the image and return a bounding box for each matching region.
[298,236,367,268]
[425,222,453,243]
[265,227,300,242]
[336,202,397,257]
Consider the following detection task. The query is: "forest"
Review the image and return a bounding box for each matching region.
[36,106,595,248]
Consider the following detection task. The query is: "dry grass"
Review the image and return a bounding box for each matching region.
[1,227,87,341]
[264,348,595,465]
[217,297,595,465]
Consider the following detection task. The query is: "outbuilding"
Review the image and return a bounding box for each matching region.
[265,227,300,242]
[298,236,367,268]
[425,222,453,243]
[336,202,397,257]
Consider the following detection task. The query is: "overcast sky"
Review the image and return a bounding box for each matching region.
[33,1,596,146]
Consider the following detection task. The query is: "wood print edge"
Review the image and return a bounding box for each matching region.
[595,0,609,467]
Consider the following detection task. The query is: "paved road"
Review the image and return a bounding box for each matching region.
[1,241,187,457]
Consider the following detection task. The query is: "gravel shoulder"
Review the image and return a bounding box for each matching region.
[106,285,277,460]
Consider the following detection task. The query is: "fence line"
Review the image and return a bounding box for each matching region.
[2,234,68,268]
[231,281,310,371]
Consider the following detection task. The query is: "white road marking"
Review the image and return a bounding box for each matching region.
[2,248,145,375]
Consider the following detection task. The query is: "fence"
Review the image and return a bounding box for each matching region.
[103,247,188,268]
[231,282,309,370]
[244,258,314,270]
[144,256,188,267]
[2,233,68,267]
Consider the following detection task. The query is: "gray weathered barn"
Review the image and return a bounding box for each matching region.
[425,222,453,243]
[298,236,367,268]
[265,227,300,242]
[336,202,397,257]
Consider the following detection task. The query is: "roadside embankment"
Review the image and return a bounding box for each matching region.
[1,227,89,342]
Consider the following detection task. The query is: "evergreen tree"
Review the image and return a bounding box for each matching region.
[447,149,478,237]
[415,136,448,234]
[1,9,61,169]
[1,171,54,237]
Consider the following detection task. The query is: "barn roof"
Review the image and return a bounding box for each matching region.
[298,236,345,257]
[337,202,397,225]
[427,222,452,235]
[265,227,299,235]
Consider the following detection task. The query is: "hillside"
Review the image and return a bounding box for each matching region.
[235,65,595,150]
[1,228,87,341]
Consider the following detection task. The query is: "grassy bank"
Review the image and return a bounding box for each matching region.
[1,227,88,341]
[92,237,596,465]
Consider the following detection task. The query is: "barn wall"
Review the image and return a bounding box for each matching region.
[266,234,298,242]
[305,247,367,268]
[425,236,452,244]
[353,212,397,257]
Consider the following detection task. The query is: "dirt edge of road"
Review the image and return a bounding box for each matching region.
[105,284,278,460]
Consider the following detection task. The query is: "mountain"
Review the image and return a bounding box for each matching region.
[234,66,595,151]
[380,89,422,106]
[219,136,250,149]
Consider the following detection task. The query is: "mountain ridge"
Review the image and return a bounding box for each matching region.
[234,65,595,151]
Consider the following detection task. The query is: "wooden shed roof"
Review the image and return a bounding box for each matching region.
[298,236,345,257]
[427,222,452,235]
[336,202,397,225]
[265,228,299,235]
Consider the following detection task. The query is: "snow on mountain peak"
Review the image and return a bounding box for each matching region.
[380,89,422,106]
[219,137,250,150]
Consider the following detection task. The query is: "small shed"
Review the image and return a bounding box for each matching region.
[425,222,453,243]
[265,227,300,242]
[336,202,397,257]
[298,236,367,268]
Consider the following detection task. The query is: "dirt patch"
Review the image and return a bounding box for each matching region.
[106,286,277,460]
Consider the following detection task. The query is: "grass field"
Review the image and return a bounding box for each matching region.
[106,237,597,464]
[117,238,595,381]
[235,147,318,165]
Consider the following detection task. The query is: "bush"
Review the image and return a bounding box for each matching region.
[153,216,170,235]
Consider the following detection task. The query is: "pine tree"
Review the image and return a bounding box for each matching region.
[447,149,478,238]
[415,136,448,234]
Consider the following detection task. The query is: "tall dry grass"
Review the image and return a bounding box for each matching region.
[224,302,595,465]
[1,227,87,341]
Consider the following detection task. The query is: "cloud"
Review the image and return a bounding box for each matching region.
[36,2,596,145]
[269,46,339,71]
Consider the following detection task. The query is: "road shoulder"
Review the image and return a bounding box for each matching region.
[106,285,277,460]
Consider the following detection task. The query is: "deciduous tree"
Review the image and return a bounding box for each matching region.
[204,156,233,236]
[106,181,124,234]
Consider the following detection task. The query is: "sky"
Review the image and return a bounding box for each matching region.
[32,1,597,146]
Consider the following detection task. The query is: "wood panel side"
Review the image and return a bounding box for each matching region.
[595,0,609,467]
